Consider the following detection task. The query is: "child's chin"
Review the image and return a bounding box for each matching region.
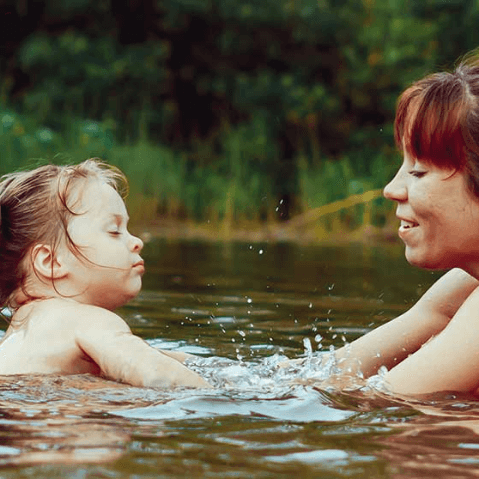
[127,286,142,301]
[108,288,142,309]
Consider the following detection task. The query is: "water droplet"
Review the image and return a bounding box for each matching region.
[259,249,264,255]
[314,334,323,343]
[308,302,313,308]
[378,365,388,377]
[328,284,335,291]
[303,337,313,357]
[247,298,253,304]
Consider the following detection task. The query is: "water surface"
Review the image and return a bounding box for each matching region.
[1,240,478,478]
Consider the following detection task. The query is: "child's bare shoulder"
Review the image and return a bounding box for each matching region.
[26,298,130,333]
[74,303,131,335]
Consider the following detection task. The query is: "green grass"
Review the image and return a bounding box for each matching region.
[0,106,397,241]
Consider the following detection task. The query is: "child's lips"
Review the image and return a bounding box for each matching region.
[133,260,145,274]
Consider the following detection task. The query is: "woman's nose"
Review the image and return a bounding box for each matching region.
[383,169,407,202]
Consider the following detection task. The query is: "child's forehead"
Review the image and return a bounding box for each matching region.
[72,179,126,216]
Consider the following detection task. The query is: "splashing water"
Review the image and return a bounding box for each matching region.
[113,339,385,424]
[115,344,364,423]
[185,338,368,394]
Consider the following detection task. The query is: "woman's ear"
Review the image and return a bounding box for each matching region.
[31,244,67,280]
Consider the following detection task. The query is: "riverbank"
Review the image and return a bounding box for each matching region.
[132,218,400,246]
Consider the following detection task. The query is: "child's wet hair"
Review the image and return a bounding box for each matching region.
[395,52,479,197]
[0,159,128,308]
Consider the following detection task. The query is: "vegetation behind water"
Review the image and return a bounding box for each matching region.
[1,0,478,240]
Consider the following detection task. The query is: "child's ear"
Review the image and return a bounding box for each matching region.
[31,244,67,280]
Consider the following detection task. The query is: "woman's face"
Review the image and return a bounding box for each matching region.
[384,152,479,274]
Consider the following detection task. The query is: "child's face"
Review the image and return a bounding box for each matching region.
[59,179,144,310]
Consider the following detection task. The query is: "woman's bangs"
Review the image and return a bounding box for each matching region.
[395,83,466,170]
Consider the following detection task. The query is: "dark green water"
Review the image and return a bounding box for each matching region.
[1,239,479,478]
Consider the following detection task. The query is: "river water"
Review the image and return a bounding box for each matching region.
[1,239,479,478]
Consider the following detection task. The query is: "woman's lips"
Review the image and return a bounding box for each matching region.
[400,219,418,229]
[398,218,419,240]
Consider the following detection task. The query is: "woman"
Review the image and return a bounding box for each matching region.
[332,54,479,396]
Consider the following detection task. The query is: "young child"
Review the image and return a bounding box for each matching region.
[0,159,210,389]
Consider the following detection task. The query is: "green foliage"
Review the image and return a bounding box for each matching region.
[0,0,473,234]
[18,30,169,139]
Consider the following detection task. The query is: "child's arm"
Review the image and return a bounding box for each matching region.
[157,350,195,363]
[331,268,479,379]
[74,306,210,389]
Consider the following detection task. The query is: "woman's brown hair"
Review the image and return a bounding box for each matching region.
[395,53,479,197]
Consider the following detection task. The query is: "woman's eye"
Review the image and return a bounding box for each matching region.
[409,170,426,178]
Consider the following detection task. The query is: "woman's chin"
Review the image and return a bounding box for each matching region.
[405,248,450,271]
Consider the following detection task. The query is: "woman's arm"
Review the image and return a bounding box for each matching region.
[383,284,479,395]
[74,306,210,389]
[332,268,479,379]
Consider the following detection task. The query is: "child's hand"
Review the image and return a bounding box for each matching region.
[149,352,211,389]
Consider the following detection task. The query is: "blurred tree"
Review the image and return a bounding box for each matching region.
[412,0,479,66]
[0,0,468,222]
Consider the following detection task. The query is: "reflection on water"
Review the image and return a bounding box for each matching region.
[1,240,478,478]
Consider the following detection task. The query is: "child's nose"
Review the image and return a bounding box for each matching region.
[131,234,144,252]
[383,169,407,202]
